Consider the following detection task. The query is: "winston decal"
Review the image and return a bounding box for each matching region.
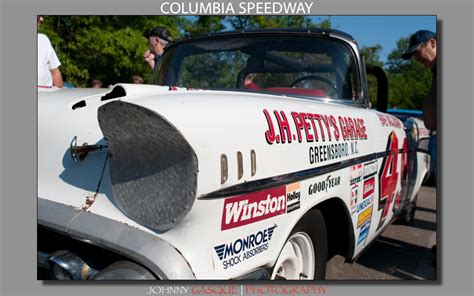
[221,187,286,230]
[221,183,305,230]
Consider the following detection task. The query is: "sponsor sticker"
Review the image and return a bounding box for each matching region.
[286,183,301,213]
[222,183,300,230]
[214,225,276,270]
[356,178,375,213]
[357,196,374,213]
[363,177,375,199]
[221,187,286,230]
[308,175,341,195]
[363,160,378,179]
[350,184,359,213]
[357,220,371,246]
[357,206,372,228]
[350,164,363,185]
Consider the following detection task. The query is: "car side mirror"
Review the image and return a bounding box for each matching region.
[365,64,388,112]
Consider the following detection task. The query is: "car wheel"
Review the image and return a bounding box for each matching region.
[271,209,327,280]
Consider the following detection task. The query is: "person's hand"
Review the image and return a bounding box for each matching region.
[144,49,155,69]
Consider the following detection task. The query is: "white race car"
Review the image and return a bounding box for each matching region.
[38,29,430,280]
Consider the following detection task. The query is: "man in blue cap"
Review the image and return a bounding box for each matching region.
[402,30,437,130]
[143,26,173,72]
[402,29,437,267]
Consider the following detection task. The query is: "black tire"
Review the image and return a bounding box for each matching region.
[273,209,328,280]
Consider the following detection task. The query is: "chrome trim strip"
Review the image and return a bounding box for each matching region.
[37,251,51,269]
[250,149,257,177]
[237,151,243,180]
[38,198,196,279]
[220,154,228,184]
[199,149,411,200]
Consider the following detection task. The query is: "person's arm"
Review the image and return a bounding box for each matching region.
[51,68,64,88]
[144,49,155,70]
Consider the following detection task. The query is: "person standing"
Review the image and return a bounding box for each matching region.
[402,29,437,182]
[402,30,437,131]
[37,16,63,88]
[402,29,438,266]
[143,26,172,72]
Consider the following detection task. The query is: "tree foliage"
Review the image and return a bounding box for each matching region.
[39,16,188,87]
[385,37,432,109]
[361,37,433,110]
[39,16,432,110]
[39,16,332,87]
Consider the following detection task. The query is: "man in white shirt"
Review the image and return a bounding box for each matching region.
[37,16,63,87]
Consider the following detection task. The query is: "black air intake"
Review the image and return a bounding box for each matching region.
[98,101,198,231]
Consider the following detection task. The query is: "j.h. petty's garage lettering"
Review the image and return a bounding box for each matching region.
[263,109,368,164]
[264,109,368,144]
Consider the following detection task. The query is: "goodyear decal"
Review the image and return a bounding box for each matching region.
[214,225,276,270]
[308,175,341,195]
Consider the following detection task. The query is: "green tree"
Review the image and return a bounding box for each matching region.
[185,16,225,36]
[37,16,333,87]
[39,16,187,87]
[386,37,432,109]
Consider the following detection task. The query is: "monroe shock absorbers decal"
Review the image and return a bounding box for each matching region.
[213,225,277,270]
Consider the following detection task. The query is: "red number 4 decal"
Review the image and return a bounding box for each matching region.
[377,132,400,230]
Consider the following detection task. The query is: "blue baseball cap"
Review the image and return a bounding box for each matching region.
[402,30,436,60]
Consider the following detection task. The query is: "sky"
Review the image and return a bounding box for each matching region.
[314,16,437,63]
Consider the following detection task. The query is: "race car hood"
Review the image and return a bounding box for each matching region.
[38,83,366,231]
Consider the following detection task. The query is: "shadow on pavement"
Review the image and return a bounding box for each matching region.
[356,236,437,280]
[416,206,437,214]
[409,218,437,232]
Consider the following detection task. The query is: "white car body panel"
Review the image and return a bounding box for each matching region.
[38,83,429,279]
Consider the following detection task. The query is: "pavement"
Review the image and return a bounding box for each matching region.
[326,185,437,280]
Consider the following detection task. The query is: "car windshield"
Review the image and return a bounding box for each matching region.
[154,34,360,101]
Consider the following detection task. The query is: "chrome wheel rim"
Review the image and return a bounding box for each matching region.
[271,232,315,280]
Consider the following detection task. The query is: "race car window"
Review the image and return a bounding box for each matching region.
[158,35,360,101]
[178,51,250,89]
